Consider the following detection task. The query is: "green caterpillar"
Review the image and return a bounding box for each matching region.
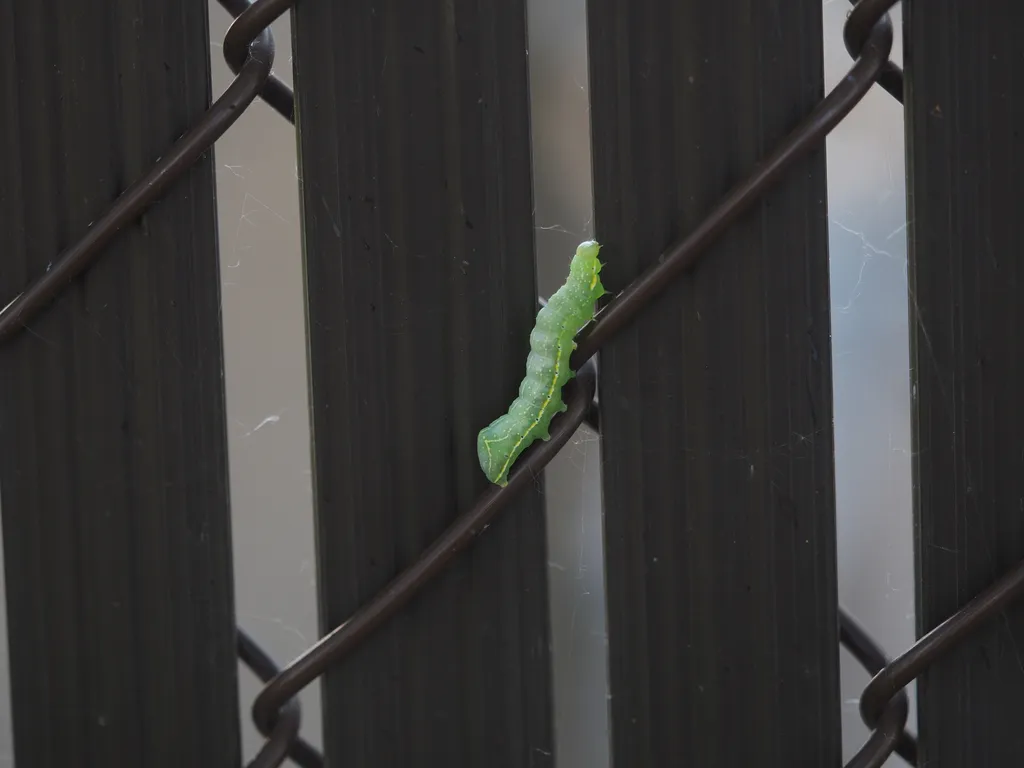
[477,240,606,486]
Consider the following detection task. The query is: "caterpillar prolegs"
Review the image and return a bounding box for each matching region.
[477,240,606,486]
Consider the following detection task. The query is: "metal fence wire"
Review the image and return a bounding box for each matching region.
[2,0,1024,766]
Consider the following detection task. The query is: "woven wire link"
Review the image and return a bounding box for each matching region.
[4,1,1024,767]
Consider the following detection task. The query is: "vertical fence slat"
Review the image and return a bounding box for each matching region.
[0,2,239,766]
[291,2,553,765]
[586,1,840,764]
[906,4,1024,763]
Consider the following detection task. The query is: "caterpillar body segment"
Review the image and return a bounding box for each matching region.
[476,240,606,486]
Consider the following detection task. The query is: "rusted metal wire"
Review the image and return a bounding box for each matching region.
[3,0,1024,766]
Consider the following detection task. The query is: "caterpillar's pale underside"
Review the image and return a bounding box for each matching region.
[477,240,606,486]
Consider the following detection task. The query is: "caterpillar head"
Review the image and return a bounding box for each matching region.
[569,240,607,299]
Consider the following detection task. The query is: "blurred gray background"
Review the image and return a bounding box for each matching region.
[0,1,914,765]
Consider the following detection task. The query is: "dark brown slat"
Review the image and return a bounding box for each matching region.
[290,1,554,764]
[586,0,842,763]
[905,2,1024,764]
[0,1,240,765]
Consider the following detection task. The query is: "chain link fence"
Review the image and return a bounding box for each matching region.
[2,0,1022,766]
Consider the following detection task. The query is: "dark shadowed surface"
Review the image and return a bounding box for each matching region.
[0,0,240,766]
[905,3,1024,764]
[290,1,555,764]
[586,0,842,764]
